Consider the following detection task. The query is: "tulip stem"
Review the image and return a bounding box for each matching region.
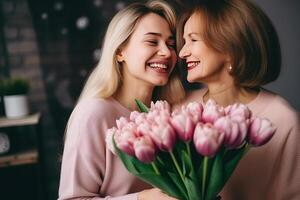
[169,151,185,183]
[151,162,160,175]
[243,143,251,155]
[186,142,191,158]
[202,157,209,199]
[156,155,163,164]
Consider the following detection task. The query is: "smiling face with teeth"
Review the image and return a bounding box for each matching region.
[117,13,177,87]
[179,13,231,84]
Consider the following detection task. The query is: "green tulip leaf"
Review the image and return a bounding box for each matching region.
[181,149,202,200]
[224,145,249,181]
[135,99,149,113]
[167,172,189,200]
[138,172,186,200]
[205,153,225,200]
[181,150,194,176]
[114,137,161,175]
[184,175,202,200]
[114,137,186,199]
[155,152,177,173]
[113,137,139,173]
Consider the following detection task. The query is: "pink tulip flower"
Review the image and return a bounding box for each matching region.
[114,128,136,156]
[214,116,247,148]
[130,111,140,121]
[150,110,171,127]
[193,123,224,157]
[202,99,225,124]
[121,121,137,132]
[105,127,118,155]
[137,121,152,136]
[248,117,276,146]
[147,110,161,122]
[150,100,171,113]
[185,102,203,123]
[134,135,156,163]
[170,111,195,142]
[150,121,176,151]
[225,103,251,122]
[130,111,146,124]
[237,120,249,144]
[116,117,130,130]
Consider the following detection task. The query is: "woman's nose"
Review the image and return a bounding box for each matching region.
[179,44,190,59]
[157,43,172,58]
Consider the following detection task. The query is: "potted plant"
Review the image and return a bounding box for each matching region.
[2,78,30,118]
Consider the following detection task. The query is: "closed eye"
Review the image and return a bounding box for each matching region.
[166,40,176,49]
[146,40,158,46]
[167,43,176,49]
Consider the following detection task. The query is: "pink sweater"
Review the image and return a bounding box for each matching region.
[58,98,150,200]
[182,88,300,200]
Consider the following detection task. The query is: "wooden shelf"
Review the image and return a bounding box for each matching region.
[0,113,41,128]
[0,149,38,168]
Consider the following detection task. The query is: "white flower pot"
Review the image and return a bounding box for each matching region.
[3,95,29,118]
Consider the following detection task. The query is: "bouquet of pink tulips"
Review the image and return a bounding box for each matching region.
[105,99,276,200]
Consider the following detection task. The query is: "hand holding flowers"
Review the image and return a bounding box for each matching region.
[106,99,276,200]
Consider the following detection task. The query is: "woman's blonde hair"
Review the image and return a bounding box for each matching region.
[79,0,185,104]
[177,0,281,88]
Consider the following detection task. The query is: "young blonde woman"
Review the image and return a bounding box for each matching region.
[58,1,184,199]
[177,0,300,199]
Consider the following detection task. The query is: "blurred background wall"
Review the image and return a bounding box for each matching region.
[253,0,300,113]
[0,0,299,199]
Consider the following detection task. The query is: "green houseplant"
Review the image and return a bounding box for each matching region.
[2,78,30,96]
[2,78,30,118]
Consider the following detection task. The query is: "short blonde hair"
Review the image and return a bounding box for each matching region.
[177,0,281,88]
[79,0,185,103]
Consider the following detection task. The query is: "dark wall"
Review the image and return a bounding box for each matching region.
[253,0,300,111]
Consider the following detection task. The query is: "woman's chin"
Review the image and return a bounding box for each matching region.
[153,79,168,86]
[187,76,200,83]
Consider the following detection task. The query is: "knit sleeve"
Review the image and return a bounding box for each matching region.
[268,112,300,200]
[58,100,138,200]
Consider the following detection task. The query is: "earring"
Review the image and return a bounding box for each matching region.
[228,65,232,72]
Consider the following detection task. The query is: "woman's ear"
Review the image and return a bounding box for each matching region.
[116,49,125,62]
[225,54,231,63]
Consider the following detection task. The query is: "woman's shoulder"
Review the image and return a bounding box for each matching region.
[66,98,126,141]
[254,89,299,126]
[272,93,299,124]
[63,99,118,160]
[70,98,109,120]
[75,98,115,114]
[70,97,128,124]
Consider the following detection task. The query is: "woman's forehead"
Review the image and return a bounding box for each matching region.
[133,13,172,37]
[184,13,204,34]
